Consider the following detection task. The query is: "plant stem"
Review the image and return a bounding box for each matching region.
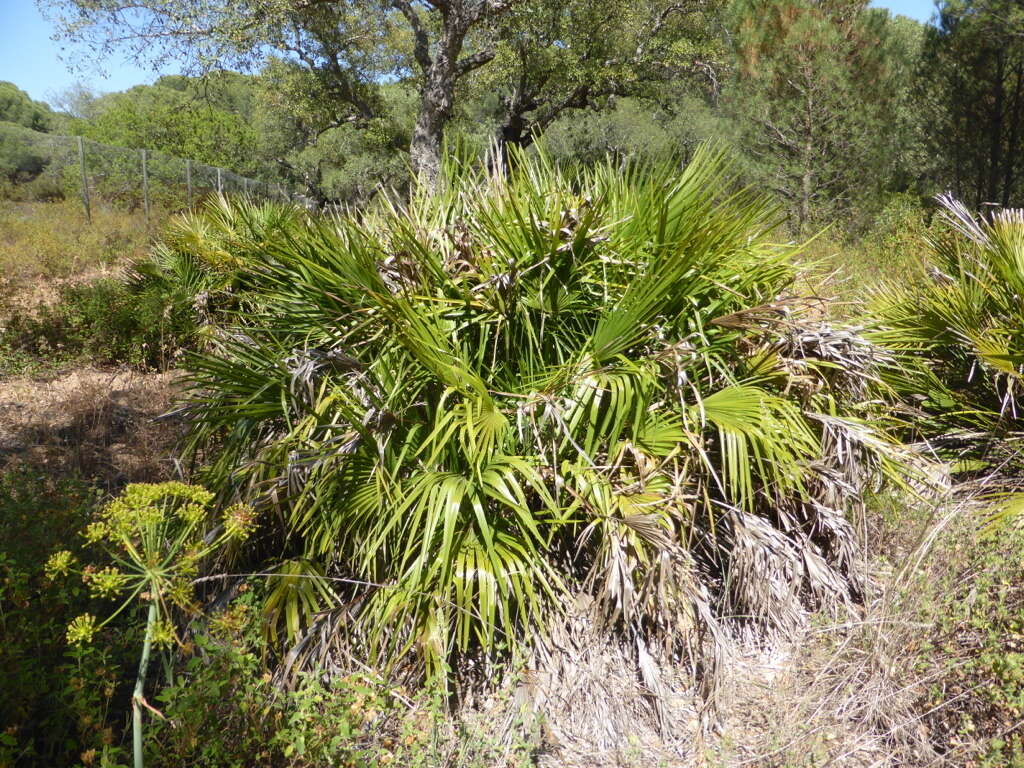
[133,601,158,768]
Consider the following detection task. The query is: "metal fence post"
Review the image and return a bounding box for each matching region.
[186,158,192,207]
[77,136,91,224]
[216,167,223,195]
[141,149,150,228]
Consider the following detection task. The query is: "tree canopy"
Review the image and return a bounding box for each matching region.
[41,0,725,185]
[19,0,1024,222]
[920,0,1024,209]
[0,82,55,132]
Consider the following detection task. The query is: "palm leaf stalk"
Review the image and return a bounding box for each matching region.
[176,146,908,689]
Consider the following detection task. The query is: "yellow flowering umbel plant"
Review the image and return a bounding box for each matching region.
[45,482,256,768]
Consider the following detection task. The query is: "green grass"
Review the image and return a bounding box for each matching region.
[795,193,935,310]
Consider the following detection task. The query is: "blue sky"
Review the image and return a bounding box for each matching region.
[1,0,938,107]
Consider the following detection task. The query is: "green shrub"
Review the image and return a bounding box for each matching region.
[147,626,406,768]
[0,469,135,768]
[142,595,537,768]
[0,124,49,182]
[870,196,1024,472]
[178,146,908,688]
[2,277,195,371]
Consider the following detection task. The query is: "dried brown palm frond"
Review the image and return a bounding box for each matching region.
[520,593,705,763]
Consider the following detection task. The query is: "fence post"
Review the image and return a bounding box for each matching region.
[216,167,223,196]
[186,159,192,208]
[243,177,248,195]
[141,149,150,229]
[76,136,91,224]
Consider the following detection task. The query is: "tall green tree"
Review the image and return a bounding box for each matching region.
[921,0,1024,209]
[42,0,518,186]
[73,80,262,176]
[43,0,724,186]
[468,0,726,158]
[252,57,416,200]
[726,0,913,232]
[0,82,54,132]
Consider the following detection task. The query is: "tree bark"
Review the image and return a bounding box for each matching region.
[986,50,1006,206]
[410,75,454,187]
[402,0,505,189]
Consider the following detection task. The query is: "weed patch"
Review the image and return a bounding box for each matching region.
[2,277,195,371]
[0,469,136,768]
[0,199,148,296]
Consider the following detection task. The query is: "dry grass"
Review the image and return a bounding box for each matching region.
[0,366,185,489]
[0,199,150,311]
[456,487,1018,768]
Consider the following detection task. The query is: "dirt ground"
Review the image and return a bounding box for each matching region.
[0,365,185,490]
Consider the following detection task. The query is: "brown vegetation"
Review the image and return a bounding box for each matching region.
[0,367,183,489]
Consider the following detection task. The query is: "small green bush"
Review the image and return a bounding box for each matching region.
[0,130,49,181]
[147,597,536,768]
[2,277,196,371]
[147,626,405,768]
[177,147,910,693]
[0,174,67,202]
[870,197,1024,472]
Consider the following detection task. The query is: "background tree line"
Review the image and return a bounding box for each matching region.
[4,0,1022,231]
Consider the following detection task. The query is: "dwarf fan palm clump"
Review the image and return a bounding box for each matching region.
[871,196,1024,474]
[124,196,307,358]
[179,148,904,684]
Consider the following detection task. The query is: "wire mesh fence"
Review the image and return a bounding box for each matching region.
[0,121,313,224]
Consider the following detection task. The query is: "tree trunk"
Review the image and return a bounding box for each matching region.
[799,165,813,235]
[398,0,511,188]
[410,88,449,188]
[986,51,1006,206]
[798,70,815,235]
[491,107,533,173]
[408,8,471,189]
[1001,60,1024,207]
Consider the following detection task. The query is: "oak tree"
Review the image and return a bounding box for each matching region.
[42,0,518,186]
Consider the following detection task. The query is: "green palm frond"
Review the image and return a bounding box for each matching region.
[870,196,1024,471]
[174,144,906,687]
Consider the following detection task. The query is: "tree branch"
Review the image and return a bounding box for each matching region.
[392,0,433,72]
[456,48,497,76]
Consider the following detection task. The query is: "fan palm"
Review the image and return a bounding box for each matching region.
[126,195,306,344]
[179,147,905,683]
[870,196,1024,472]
